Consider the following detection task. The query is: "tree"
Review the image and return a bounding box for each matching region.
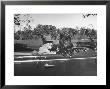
[14,14,33,32]
[82,14,97,18]
[14,14,21,25]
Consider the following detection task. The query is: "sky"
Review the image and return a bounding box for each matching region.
[15,14,97,31]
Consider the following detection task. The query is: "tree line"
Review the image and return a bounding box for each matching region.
[14,24,97,42]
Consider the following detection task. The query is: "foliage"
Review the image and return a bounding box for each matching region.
[14,24,97,41]
[82,14,97,18]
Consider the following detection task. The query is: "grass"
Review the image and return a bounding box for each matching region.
[14,39,43,49]
[14,39,97,58]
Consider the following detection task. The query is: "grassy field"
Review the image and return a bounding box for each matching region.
[14,39,97,58]
[14,39,43,52]
[14,39,43,50]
